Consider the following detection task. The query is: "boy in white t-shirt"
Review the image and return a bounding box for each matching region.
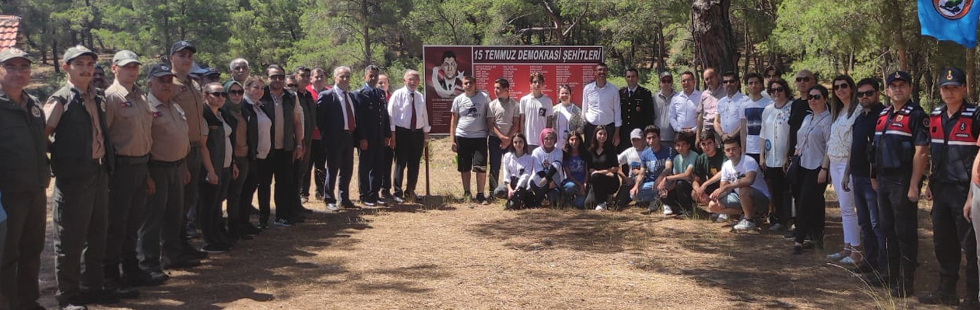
[738,73,772,163]
[519,72,554,151]
[708,136,771,231]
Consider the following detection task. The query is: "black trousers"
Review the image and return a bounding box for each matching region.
[930,182,978,296]
[358,138,386,203]
[664,180,694,213]
[104,157,148,280]
[227,156,252,235]
[140,161,184,273]
[487,136,507,193]
[590,172,621,206]
[764,166,791,226]
[198,167,230,246]
[325,132,354,204]
[877,174,919,286]
[794,167,827,244]
[393,127,424,198]
[256,149,299,222]
[52,164,108,304]
[303,139,326,198]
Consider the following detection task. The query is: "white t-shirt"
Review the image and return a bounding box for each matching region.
[716,92,746,135]
[250,98,273,160]
[618,146,647,179]
[759,101,792,168]
[739,96,772,155]
[532,146,564,182]
[501,152,537,185]
[720,155,770,198]
[519,94,554,146]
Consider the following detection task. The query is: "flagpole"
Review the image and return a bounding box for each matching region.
[969,47,977,102]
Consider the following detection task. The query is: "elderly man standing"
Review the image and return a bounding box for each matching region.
[388,70,430,203]
[45,45,114,310]
[318,66,359,211]
[0,48,50,310]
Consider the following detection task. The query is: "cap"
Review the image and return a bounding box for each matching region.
[204,67,220,77]
[659,72,672,81]
[112,50,140,66]
[630,128,643,140]
[938,67,966,87]
[190,62,208,75]
[170,40,196,55]
[62,45,97,64]
[0,47,33,64]
[147,63,175,79]
[887,71,911,85]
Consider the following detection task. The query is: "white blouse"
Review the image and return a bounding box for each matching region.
[826,105,864,163]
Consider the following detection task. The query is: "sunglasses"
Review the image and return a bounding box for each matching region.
[770,87,785,93]
[269,74,285,80]
[228,90,245,96]
[661,79,673,84]
[856,90,876,98]
[287,83,298,88]
[833,83,849,90]
[208,92,227,98]
[796,77,812,82]
[722,79,737,84]
[807,94,824,100]
[765,74,776,79]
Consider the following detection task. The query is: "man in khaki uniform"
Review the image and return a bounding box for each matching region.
[101,51,156,297]
[138,63,193,280]
[168,41,214,261]
[0,48,50,310]
[44,45,114,310]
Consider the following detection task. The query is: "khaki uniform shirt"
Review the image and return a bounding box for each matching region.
[173,76,207,144]
[104,81,153,156]
[148,93,190,162]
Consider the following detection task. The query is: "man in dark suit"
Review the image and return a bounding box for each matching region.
[317,66,359,211]
[354,65,391,206]
[618,68,654,153]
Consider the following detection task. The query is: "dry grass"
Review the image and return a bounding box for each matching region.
[26,136,960,309]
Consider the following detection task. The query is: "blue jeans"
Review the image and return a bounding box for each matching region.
[853,176,884,271]
[632,181,658,204]
[561,180,586,209]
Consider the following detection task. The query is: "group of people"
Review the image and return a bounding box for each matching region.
[0,40,433,310]
[1,39,980,310]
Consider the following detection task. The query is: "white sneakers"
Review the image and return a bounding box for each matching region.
[662,205,674,216]
[595,202,607,211]
[733,218,756,231]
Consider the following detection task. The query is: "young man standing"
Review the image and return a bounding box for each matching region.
[739,73,772,163]
[487,78,521,196]
[520,72,553,150]
[713,71,746,142]
[450,75,490,203]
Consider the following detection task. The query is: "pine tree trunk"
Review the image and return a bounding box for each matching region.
[692,0,739,75]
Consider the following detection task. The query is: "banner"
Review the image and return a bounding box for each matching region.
[918,0,980,48]
[423,45,603,134]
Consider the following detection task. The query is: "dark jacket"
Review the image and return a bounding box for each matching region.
[260,87,298,151]
[47,85,114,178]
[223,99,258,161]
[0,90,51,192]
[296,88,316,148]
[354,84,391,143]
[203,105,231,173]
[316,87,362,148]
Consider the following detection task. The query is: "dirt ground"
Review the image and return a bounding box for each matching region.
[26,136,965,310]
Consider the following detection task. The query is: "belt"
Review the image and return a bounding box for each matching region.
[396,126,421,133]
[116,154,150,165]
[148,159,184,167]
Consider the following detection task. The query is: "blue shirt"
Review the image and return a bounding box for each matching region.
[850,103,884,178]
[564,154,587,183]
[640,145,674,183]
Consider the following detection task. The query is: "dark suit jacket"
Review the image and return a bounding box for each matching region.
[619,86,654,133]
[316,87,361,149]
[354,84,391,143]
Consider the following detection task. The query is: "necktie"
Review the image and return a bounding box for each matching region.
[409,92,417,131]
[629,90,633,98]
[344,91,356,132]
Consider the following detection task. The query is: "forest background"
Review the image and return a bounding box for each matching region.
[1,0,975,108]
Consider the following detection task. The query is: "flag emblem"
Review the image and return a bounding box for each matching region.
[948,70,954,79]
[934,0,973,19]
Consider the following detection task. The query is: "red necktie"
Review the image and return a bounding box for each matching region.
[345,91,356,132]
[409,92,417,131]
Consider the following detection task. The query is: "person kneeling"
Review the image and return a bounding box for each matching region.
[493,133,537,209]
[707,137,771,231]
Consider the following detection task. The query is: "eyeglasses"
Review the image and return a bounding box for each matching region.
[269,74,285,80]
[208,92,227,98]
[807,94,824,100]
[722,79,737,84]
[770,87,785,93]
[833,83,849,90]
[286,83,298,88]
[856,90,876,98]
[228,90,245,96]
[796,77,812,82]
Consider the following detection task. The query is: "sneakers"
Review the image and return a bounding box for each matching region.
[733,218,756,231]
[202,243,231,254]
[59,303,87,310]
[917,291,959,306]
[326,203,340,211]
[715,213,729,223]
[662,205,674,216]
[273,218,293,227]
[595,202,607,211]
[393,196,406,203]
[363,200,377,207]
[768,223,785,231]
[476,193,488,205]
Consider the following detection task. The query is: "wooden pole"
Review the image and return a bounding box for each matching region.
[424,140,430,200]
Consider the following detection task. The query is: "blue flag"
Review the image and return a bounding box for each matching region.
[919,0,980,48]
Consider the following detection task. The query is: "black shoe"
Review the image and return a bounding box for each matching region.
[163,258,202,269]
[341,200,357,209]
[182,243,208,259]
[202,243,231,254]
[793,245,803,255]
[862,275,889,288]
[239,233,254,240]
[849,262,876,274]
[244,224,262,235]
[105,281,139,299]
[476,193,488,205]
[959,297,980,310]
[123,270,167,287]
[78,289,119,305]
[783,229,796,240]
[917,291,959,305]
[890,282,913,298]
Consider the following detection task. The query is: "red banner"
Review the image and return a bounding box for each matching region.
[423,45,603,134]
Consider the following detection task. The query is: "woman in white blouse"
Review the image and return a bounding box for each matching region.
[792,85,832,254]
[824,76,863,264]
[493,133,538,209]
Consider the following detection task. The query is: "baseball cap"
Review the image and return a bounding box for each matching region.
[190,62,208,75]
[204,67,220,77]
[659,72,672,81]
[147,63,175,79]
[170,40,196,55]
[0,47,33,64]
[62,45,97,64]
[630,128,643,140]
[112,50,141,66]
[938,67,965,87]
[887,71,911,85]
